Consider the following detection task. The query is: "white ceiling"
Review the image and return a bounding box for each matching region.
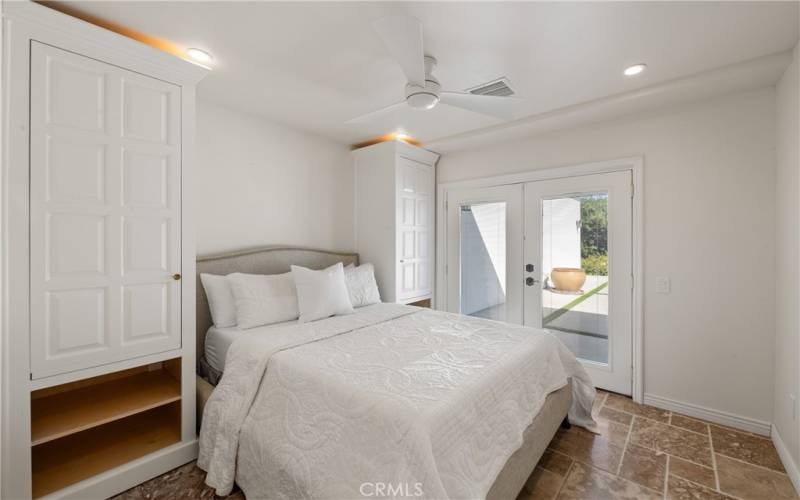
[53,1,799,146]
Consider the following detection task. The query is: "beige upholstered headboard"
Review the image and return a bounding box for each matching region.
[195,246,359,366]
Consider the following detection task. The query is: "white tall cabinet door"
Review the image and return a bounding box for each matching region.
[395,157,434,301]
[29,42,182,379]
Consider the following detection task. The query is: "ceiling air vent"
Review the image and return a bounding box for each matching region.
[466,77,515,97]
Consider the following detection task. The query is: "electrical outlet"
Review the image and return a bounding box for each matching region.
[655,277,671,294]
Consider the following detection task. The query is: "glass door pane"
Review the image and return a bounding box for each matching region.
[541,193,609,364]
[447,184,523,324]
[459,202,507,321]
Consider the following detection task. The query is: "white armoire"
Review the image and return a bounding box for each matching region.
[1,2,208,498]
[353,141,440,305]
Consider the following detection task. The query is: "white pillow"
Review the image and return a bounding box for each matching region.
[343,263,381,308]
[291,263,354,323]
[226,272,299,329]
[200,273,237,328]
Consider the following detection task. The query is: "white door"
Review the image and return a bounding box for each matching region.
[29,42,182,379]
[396,157,434,302]
[523,171,633,394]
[445,185,523,324]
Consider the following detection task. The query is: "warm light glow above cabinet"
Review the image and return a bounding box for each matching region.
[351,132,422,150]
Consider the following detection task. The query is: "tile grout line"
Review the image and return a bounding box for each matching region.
[714,450,791,475]
[631,444,712,471]
[580,460,664,498]
[599,402,719,471]
[553,461,575,499]
[570,394,784,499]
[709,426,721,492]
[601,406,715,471]
[708,422,772,441]
[615,414,635,476]
[673,474,746,500]
[609,397,771,442]
[605,403,712,438]
[660,454,714,470]
[595,391,609,415]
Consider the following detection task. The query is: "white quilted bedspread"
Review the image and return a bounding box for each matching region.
[198,303,596,499]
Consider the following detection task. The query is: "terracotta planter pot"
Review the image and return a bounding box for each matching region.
[550,267,587,292]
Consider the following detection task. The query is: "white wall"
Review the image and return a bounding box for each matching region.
[438,88,777,424]
[195,99,354,255]
[774,43,799,464]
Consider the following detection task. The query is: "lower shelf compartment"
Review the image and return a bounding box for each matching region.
[32,402,181,498]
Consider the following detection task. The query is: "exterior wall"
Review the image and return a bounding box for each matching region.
[542,198,582,282]
[460,203,506,315]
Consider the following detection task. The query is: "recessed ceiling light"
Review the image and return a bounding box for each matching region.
[186,48,213,64]
[624,63,647,77]
[394,132,410,141]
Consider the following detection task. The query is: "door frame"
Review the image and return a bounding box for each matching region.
[436,156,644,402]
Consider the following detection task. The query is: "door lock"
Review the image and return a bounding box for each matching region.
[525,263,534,272]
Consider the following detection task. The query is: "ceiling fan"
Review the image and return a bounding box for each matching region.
[345,15,522,124]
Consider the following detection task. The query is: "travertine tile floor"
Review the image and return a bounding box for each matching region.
[519,391,796,500]
[115,391,796,500]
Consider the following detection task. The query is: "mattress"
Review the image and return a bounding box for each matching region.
[204,320,297,373]
[198,303,596,498]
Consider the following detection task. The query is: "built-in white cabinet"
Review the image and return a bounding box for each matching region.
[354,141,439,304]
[1,3,208,498]
[29,42,183,379]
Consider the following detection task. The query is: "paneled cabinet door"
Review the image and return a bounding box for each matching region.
[29,42,182,379]
[396,157,433,301]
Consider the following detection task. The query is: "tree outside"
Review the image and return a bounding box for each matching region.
[580,195,608,276]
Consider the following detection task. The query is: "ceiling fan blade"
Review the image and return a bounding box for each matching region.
[344,100,407,124]
[372,16,426,87]
[439,91,523,120]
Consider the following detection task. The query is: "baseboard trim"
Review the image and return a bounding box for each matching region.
[772,424,800,494]
[643,393,771,436]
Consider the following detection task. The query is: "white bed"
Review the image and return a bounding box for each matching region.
[195,247,596,500]
[204,320,297,373]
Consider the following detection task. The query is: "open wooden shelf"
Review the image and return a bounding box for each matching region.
[31,369,181,446]
[32,403,181,498]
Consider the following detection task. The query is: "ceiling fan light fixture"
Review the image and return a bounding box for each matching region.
[407,92,440,110]
[405,74,441,110]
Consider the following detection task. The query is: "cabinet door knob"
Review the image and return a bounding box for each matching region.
[172,273,181,281]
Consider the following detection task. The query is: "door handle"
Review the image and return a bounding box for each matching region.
[526,277,539,287]
[172,273,181,281]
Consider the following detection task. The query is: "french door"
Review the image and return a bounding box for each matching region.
[445,170,633,394]
[523,171,632,394]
